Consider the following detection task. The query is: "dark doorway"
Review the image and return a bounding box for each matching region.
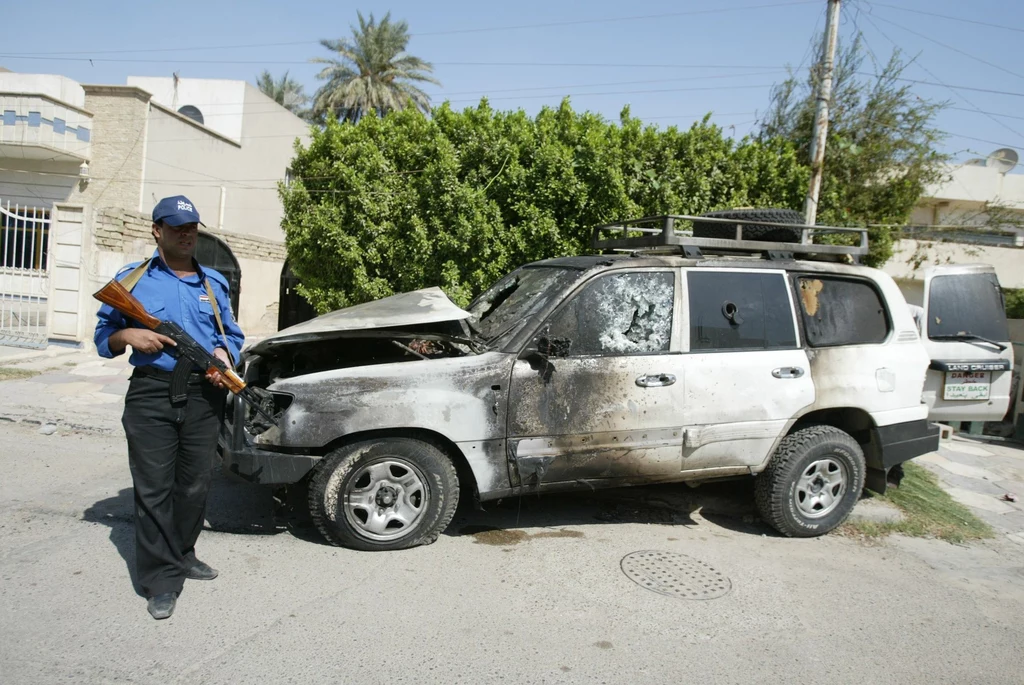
[278,260,317,331]
[196,233,241,318]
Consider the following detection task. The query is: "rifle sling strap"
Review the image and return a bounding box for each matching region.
[203,279,235,367]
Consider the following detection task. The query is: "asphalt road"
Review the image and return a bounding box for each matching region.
[3,421,1024,685]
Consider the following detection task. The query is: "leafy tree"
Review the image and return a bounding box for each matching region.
[280,100,806,312]
[255,70,309,119]
[1005,289,1024,319]
[311,11,439,123]
[760,34,949,265]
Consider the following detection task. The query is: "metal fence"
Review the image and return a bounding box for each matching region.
[0,200,51,348]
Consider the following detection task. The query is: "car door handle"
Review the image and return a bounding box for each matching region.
[772,367,805,379]
[636,373,676,388]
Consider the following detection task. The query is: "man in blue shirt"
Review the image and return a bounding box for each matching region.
[95,195,245,620]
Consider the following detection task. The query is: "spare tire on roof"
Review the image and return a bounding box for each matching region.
[691,208,804,243]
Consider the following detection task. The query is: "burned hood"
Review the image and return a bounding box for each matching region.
[249,287,471,355]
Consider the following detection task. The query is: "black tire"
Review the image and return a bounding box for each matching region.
[691,208,804,242]
[754,426,866,537]
[309,437,460,551]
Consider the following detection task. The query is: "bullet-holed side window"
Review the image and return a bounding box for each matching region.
[545,271,675,356]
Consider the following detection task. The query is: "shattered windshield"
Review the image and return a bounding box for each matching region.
[468,266,581,344]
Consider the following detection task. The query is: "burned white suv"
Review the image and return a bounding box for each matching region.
[220,211,1014,550]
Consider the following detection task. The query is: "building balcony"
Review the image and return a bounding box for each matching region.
[0,93,92,163]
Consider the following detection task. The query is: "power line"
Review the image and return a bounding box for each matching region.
[858,12,1024,143]
[940,131,1024,150]
[0,54,789,70]
[38,78,782,129]
[868,3,1024,34]
[865,10,1024,83]
[49,69,788,113]
[949,106,1024,122]
[10,1,819,57]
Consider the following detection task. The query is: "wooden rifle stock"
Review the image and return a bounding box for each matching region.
[93,280,161,329]
[93,277,280,425]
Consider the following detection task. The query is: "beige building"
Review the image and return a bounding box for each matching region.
[891,155,1024,300]
[0,71,309,348]
[909,154,1024,243]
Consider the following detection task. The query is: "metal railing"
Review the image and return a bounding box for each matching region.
[1,200,51,348]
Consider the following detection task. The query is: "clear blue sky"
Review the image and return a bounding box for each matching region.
[4,0,1023,165]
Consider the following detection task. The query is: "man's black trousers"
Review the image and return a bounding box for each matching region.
[121,368,225,597]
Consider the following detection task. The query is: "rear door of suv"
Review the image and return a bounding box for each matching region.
[921,264,1014,422]
[676,268,815,472]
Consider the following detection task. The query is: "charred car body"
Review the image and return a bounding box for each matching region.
[220,211,1014,550]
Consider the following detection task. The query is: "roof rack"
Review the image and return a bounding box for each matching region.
[590,214,869,263]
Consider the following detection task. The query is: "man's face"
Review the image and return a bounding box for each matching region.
[153,221,199,261]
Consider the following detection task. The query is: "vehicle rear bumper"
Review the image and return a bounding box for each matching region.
[218,395,319,485]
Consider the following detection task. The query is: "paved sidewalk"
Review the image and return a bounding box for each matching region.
[0,346,131,434]
[917,436,1024,545]
[3,343,1023,543]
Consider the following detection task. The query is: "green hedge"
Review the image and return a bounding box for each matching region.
[280,100,906,312]
[1005,289,1024,319]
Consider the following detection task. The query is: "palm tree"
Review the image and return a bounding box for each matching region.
[255,70,309,118]
[311,11,440,123]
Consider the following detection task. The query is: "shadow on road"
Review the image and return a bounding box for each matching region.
[81,471,329,595]
[445,478,776,540]
[82,488,139,595]
[83,471,774,574]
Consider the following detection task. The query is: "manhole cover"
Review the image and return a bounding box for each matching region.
[620,550,732,600]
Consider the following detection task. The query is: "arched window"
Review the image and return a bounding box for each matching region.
[196,233,241,317]
[177,105,204,125]
[278,260,317,331]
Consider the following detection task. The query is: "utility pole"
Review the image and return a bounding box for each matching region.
[804,0,841,226]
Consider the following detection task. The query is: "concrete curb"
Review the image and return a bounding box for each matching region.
[0,411,119,436]
[0,346,84,366]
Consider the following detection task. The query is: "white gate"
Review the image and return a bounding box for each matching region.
[0,200,51,348]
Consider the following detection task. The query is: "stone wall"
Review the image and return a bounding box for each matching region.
[93,207,286,262]
[70,86,150,211]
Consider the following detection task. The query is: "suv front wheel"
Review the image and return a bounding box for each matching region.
[755,426,866,537]
[309,437,460,551]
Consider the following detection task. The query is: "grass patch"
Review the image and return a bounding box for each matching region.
[843,462,994,544]
[0,367,40,382]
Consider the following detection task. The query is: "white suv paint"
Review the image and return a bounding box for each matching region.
[220,212,1013,549]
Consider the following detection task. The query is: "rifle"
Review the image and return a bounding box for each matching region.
[93,279,277,425]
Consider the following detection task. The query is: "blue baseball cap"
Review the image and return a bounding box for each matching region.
[152,195,204,227]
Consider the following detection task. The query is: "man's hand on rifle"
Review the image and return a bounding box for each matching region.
[117,329,178,355]
[205,348,231,389]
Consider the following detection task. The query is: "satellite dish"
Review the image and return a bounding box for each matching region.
[986,148,1018,174]
[963,158,986,167]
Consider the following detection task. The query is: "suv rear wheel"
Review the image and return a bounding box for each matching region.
[309,437,460,551]
[755,426,866,537]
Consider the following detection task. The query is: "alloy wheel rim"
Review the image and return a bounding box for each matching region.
[343,458,428,541]
[794,457,848,519]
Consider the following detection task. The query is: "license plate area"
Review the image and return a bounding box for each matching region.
[943,371,991,400]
